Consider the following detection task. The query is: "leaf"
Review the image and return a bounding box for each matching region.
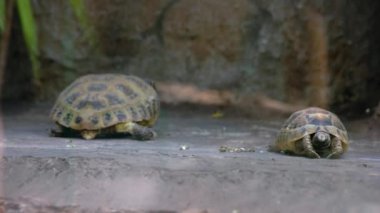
[16,0,40,85]
[69,0,97,48]
[69,0,87,27]
[0,0,5,33]
[211,110,224,119]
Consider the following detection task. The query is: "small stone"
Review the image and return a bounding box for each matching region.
[65,144,75,148]
[365,108,371,114]
[179,145,189,151]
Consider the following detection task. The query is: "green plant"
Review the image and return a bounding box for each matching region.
[0,0,5,33]
[70,0,97,47]
[16,0,40,86]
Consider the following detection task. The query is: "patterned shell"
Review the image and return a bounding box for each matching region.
[274,107,348,152]
[50,74,159,130]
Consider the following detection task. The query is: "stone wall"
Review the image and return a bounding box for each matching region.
[4,0,380,115]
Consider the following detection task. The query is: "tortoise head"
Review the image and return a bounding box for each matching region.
[312,131,331,149]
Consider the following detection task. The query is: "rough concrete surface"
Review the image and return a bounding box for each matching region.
[0,104,380,212]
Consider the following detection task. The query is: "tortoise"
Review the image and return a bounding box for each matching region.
[50,74,160,140]
[272,107,348,159]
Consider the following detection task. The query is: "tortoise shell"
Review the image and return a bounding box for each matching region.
[50,74,159,130]
[274,107,348,155]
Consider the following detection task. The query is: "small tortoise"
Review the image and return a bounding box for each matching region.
[272,107,348,159]
[50,74,159,140]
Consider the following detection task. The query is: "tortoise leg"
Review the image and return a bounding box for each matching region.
[50,124,64,137]
[326,137,343,159]
[302,134,321,158]
[80,130,98,140]
[115,122,156,141]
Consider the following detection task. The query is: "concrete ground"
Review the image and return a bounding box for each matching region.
[1,104,380,212]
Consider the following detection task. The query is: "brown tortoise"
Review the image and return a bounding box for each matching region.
[50,74,159,140]
[272,107,349,159]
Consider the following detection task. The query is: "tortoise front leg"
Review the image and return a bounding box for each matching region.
[80,130,98,140]
[302,134,321,158]
[50,124,64,137]
[115,122,156,141]
[326,137,343,159]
